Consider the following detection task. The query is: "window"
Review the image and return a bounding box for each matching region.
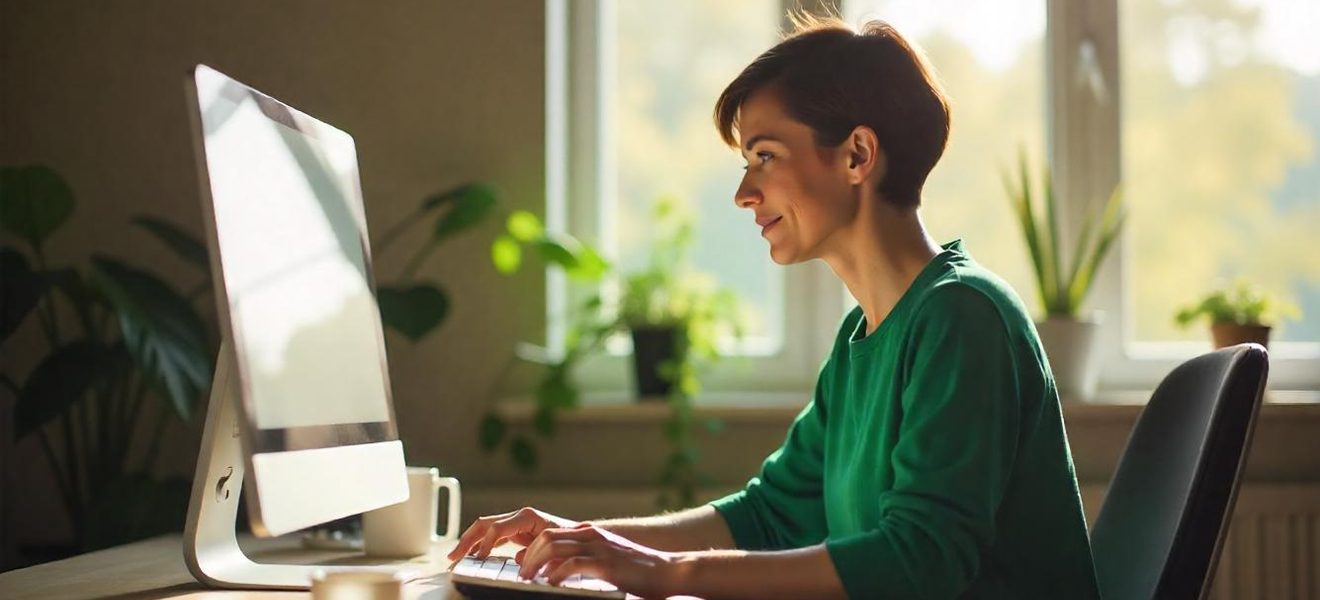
[548,0,838,395]
[842,0,1046,312]
[550,0,1320,395]
[1120,0,1320,347]
[612,0,785,354]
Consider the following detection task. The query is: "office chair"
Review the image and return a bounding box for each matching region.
[1089,343,1268,600]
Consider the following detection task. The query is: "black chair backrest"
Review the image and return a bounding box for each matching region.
[1090,343,1268,600]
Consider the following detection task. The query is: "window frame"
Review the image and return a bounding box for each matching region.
[546,0,1320,398]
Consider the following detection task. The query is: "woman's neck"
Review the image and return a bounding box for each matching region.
[821,199,942,338]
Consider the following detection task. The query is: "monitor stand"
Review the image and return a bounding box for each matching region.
[183,341,412,589]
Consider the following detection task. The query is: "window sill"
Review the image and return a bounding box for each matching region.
[493,389,1320,424]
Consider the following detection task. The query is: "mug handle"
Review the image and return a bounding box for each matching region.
[435,477,462,541]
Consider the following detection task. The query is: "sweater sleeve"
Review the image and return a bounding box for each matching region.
[826,283,1022,600]
[709,358,832,551]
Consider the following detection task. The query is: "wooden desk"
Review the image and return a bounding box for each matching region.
[0,535,470,600]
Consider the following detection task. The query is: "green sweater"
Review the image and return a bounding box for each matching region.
[710,239,1101,600]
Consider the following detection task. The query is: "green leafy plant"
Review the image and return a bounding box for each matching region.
[2,165,213,552]
[1174,279,1301,328]
[372,182,506,342]
[1001,146,1126,319]
[479,198,743,509]
[0,164,499,554]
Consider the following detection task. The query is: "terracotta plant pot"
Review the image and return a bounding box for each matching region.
[1035,313,1104,403]
[1210,322,1271,349]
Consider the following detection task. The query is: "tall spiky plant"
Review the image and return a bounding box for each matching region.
[1001,146,1126,319]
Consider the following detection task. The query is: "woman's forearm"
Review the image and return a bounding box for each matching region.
[591,505,736,552]
[670,543,850,600]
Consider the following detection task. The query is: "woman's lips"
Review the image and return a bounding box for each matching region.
[760,216,783,237]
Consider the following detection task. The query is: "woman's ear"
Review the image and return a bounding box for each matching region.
[845,126,884,186]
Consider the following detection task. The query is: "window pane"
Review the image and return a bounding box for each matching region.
[844,0,1046,313]
[613,1,783,351]
[1121,0,1320,342]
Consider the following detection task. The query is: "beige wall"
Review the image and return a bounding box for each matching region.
[0,0,552,555]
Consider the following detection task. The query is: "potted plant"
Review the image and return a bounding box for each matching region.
[1002,146,1125,402]
[0,164,501,559]
[481,198,743,508]
[1174,279,1300,349]
[617,201,742,400]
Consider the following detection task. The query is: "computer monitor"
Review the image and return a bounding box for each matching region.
[182,64,410,589]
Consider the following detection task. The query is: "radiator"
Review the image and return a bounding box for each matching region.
[1207,484,1320,600]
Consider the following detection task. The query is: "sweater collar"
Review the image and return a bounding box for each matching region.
[847,238,966,357]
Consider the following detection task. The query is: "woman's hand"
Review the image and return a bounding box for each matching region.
[517,523,687,599]
[446,507,581,562]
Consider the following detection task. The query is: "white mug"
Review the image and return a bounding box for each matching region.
[362,466,461,558]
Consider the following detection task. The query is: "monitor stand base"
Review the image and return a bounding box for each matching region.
[182,342,412,589]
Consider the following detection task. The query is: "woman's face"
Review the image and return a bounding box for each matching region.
[733,88,858,265]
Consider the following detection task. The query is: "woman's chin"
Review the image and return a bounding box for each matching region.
[767,244,797,265]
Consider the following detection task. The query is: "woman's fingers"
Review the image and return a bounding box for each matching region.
[448,514,501,560]
[510,531,537,546]
[474,507,549,558]
[518,525,605,574]
[447,507,578,562]
[448,508,525,560]
[518,539,595,580]
[544,556,604,586]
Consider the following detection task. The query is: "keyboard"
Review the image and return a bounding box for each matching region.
[449,555,626,599]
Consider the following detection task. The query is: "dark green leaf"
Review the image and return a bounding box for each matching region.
[532,404,556,437]
[421,184,469,210]
[44,267,106,336]
[506,211,544,242]
[431,184,497,242]
[535,371,578,410]
[14,341,106,440]
[533,238,579,270]
[510,435,537,471]
[132,216,210,272]
[0,165,75,249]
[377,284,450,342]
[478,413,506,451]
[89,257,212,422]
[0,247,44,342]
[703,417,724,434]
[491,234,521,274]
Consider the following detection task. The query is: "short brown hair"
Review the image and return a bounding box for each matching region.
[714,14,950,207]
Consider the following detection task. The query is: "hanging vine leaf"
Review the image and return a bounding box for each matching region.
[510,435,537,471]
[491,234,521,274]
[431,184,497,243]
[377,284,449,342]
[0,165,75,250]
[532,404,557,437]
[506,211,544,242]
[478,413,506,452]
[533,237,580,271]
[89,256,211,422]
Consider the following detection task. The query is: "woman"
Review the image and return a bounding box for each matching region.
[449,14,1101,600]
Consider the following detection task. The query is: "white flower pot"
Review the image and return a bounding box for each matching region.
[1034,313,1103,403]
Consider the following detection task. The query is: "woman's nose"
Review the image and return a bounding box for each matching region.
[734,174,760,209]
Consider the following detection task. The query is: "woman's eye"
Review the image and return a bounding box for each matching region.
[742,152,774,170]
